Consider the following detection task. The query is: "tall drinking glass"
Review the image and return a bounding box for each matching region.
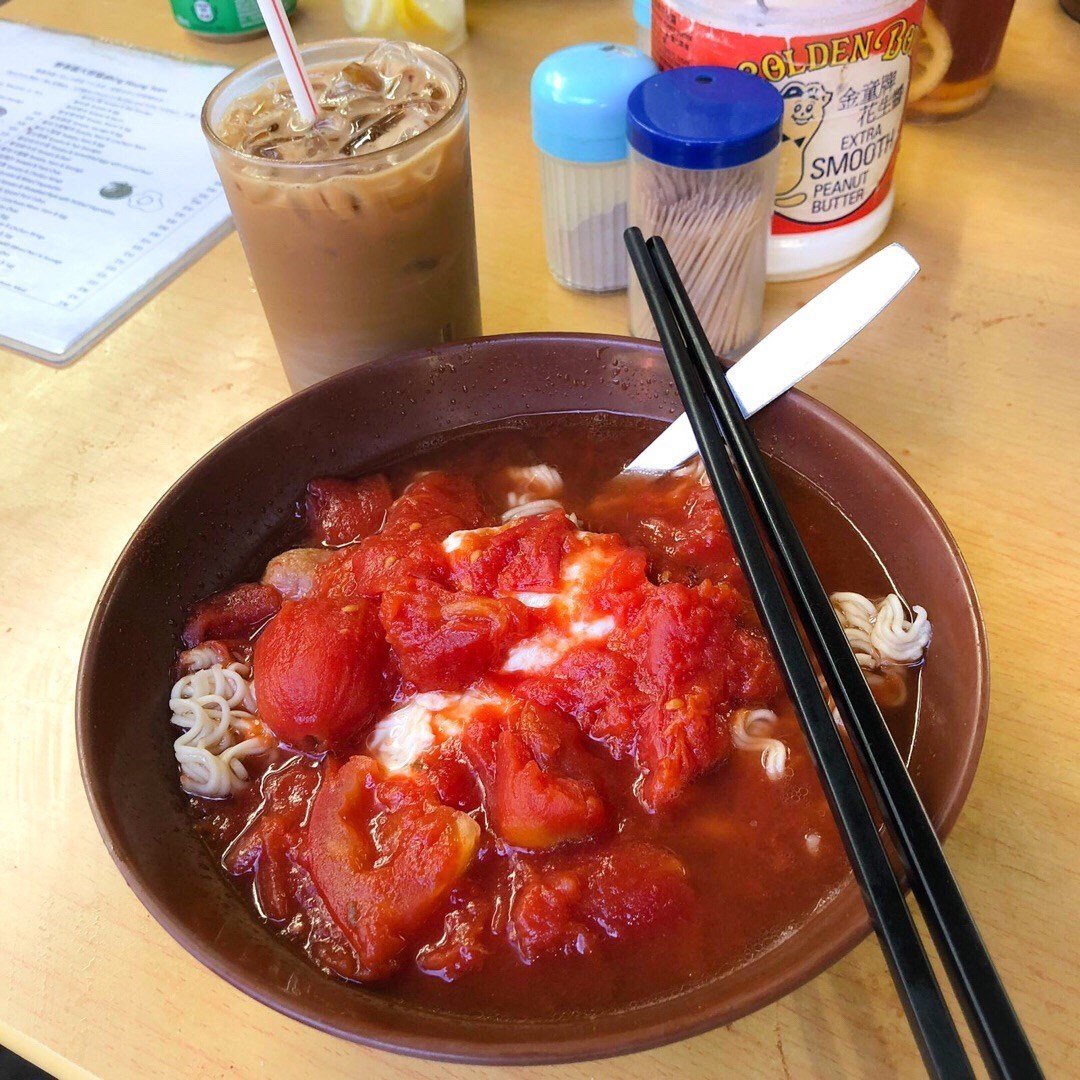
[202,39,481,391]
[907,0,1017,119]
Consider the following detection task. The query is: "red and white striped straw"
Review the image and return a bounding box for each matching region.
[254,0,320,125]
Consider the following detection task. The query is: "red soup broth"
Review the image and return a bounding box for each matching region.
[183,413,917,1019]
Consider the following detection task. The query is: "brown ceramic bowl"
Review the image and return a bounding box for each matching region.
[77,334,988,1064]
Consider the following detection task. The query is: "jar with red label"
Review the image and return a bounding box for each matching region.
[653,0,926,281]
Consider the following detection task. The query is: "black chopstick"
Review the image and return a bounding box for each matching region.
[644,233,1044,1080]
[625,227,973,1080]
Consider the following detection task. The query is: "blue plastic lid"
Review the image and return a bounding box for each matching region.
[627,66,783,169]
[633,0,651,29]
[532,44,658,164]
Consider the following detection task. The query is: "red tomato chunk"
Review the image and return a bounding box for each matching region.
[462,702,608,850]
[383,472,486,540]
[312,472,487,601]
[223,759,322,924]
[607,580,779,809]
[588,469,739,583]
[509,842,695,963]
[304,474,393,547]
[415,889,493,982]
[306,756,480,982]
[448,511,572,595]
[313,533,450,602]
[380,581,531,691]
[516,644,644,758]
[253,597,391,751]
[181,582,281,648]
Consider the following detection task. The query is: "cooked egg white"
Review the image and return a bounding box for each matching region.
[501,539,621,675]
[365,690,501,773]
[366,527,627,774]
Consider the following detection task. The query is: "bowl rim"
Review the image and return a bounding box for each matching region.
[76,332,989,1065]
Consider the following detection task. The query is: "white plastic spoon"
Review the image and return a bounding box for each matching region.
[623,243,920,475]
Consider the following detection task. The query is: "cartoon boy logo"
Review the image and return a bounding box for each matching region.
[775,81,833,209]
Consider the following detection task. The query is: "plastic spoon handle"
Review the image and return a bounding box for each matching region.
[623,243,920,475]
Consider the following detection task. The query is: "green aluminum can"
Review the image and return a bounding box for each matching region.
[170,0,298,41]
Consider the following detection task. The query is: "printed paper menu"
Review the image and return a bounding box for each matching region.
[0,22,233,364]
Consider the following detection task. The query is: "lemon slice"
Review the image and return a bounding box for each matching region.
[344,0,396,34]
[908,6,953,103]
[396,0,458,37]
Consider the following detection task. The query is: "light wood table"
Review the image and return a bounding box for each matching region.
[1,1,1076,1076]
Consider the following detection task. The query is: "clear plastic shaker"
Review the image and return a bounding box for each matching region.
[627,66,783,358]
[531,44,658,293]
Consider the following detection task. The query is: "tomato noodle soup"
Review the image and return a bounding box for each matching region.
[173,414,926,1019]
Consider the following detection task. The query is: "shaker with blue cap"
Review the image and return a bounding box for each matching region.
[531,44,657,292]
[627,66,783,357]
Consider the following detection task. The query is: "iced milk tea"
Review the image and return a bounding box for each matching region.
[202,39,481,390]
